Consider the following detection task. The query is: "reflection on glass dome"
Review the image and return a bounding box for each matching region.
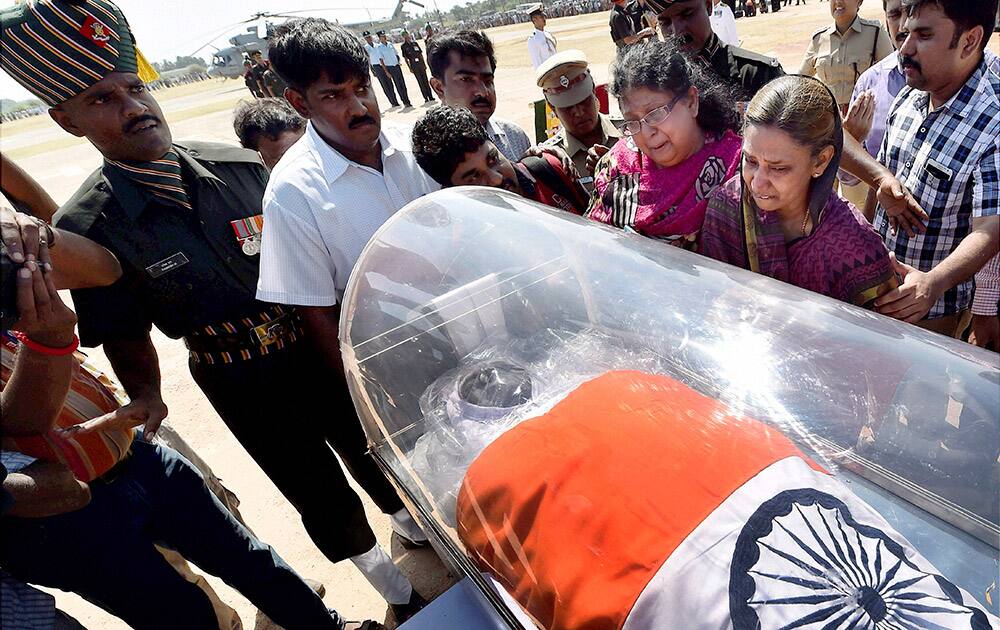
[340,188,1000,629]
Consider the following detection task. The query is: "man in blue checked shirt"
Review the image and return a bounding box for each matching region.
[872,0,1000,338]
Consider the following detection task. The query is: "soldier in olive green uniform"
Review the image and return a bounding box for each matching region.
[646,0,785,101]
[536,50,624,192]
[0,2,418,626]
[799,4,894,111]
[697,31,785,102]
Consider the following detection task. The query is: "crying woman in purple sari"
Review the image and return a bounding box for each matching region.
[701,75,898,308]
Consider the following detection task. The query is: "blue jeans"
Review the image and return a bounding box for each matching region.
[0,441,340,630]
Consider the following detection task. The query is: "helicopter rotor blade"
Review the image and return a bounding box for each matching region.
[185,5,420,58]
[185,20,254,57]
[269,8,345,14]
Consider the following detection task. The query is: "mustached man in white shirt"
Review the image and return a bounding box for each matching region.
[527,4,558,68]
[256,17,438,625]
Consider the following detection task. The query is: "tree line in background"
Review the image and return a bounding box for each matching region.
[152,55,209,73]
[448,0,527,23]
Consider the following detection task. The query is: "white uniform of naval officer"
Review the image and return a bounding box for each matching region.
[527,4,558,69]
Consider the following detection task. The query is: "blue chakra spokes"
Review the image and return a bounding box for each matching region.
[729,489,991,630]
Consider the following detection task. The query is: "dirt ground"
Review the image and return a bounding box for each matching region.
[1,3,997,628]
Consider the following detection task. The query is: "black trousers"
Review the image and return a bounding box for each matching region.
[0,441,339,630]
[408,62,434,102]
[371,64,398,106]
[189,341,404,562]
[385,64,411,106]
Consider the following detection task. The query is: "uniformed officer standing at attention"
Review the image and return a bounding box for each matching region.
[400,30,435,104]
[0,0,428,624]
[423,23,436,52]
[376,30,412,108]
[363,30,400,108]
[536,50,623,191]
[526,4,558,69]
[647,0,784,101]
[799,0,893,112]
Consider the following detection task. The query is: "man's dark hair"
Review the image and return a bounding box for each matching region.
[901,0,998,50]
[610,40,741,136]
[233,98,306,151]
[267,18,369,92]
[411,105,489,185]
[427,30,497,80]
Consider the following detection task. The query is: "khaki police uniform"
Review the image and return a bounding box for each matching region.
[537,50,625,192]
[541,117,623,192]
[800,15,894,108]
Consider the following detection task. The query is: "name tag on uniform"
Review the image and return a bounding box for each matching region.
[146,252,190,278]
[926,158,953,182]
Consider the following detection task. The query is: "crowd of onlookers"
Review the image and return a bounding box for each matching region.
[0,106,46,124]
[458,0,611,30]
[1,0,998,629]
[147,70,212,91]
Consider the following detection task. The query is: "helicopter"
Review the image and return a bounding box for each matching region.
[191,2,426,80]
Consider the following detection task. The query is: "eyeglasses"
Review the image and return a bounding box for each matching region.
[622,94,683,137]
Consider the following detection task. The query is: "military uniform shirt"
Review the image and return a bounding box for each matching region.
[610,3,637,47]
[528,29,558,69]
[400,41,426,70]
[698,33,785,102]
[800,15,894,107]
[376,42,401,67]
[365,43,383,66]
[540,113,623,192]
[54,142,271,347]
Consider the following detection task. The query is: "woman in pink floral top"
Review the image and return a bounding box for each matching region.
[586,41,743,249]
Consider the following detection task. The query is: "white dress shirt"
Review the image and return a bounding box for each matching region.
[709,1,739,47]
[527,29,557,69]
[257,122,439,307]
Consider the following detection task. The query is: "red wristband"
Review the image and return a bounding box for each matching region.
[10,331,79,356]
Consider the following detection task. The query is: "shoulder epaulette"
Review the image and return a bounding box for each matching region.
[175,141,263,165]
[730,45,782,67]
[52,168,109,236]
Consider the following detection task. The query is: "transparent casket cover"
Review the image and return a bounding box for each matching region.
[341,188,1000,626]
